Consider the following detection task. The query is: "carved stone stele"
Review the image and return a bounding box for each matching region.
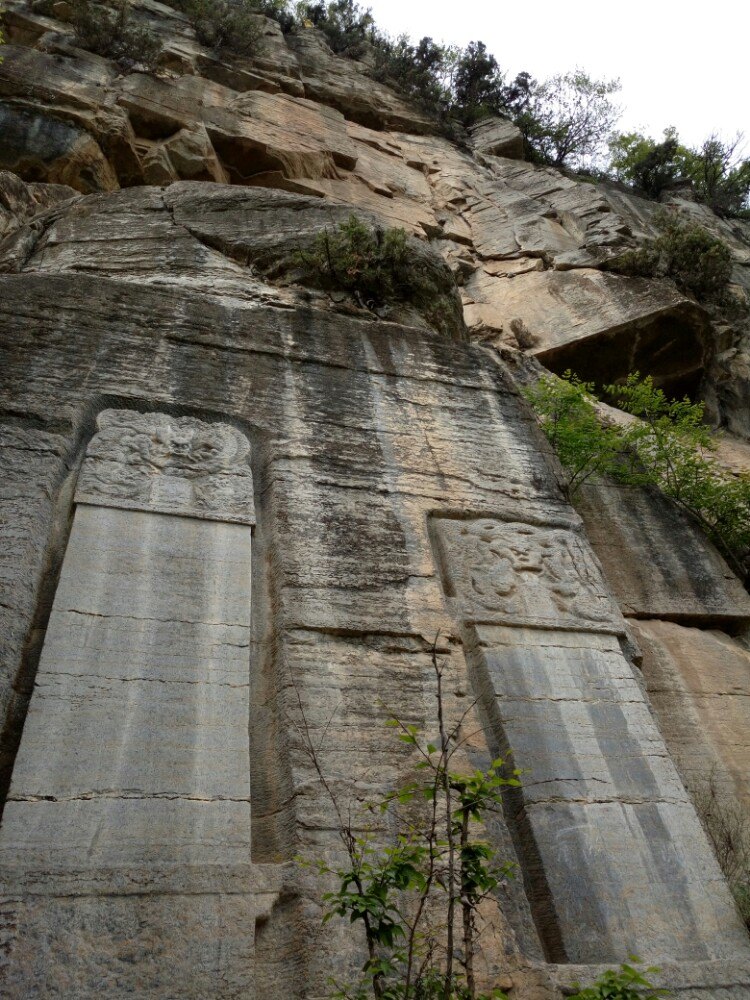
[433,516,624,633]
[75,410,255,524]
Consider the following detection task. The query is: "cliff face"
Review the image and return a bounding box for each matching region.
[1,3,750,998]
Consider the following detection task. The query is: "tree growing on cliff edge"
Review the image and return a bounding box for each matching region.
[450,41,506,126]
[687,134,750,218]
[517,69,621,169]
[608,128,687,198]
[298,0,376,56]
[607,128,750,217]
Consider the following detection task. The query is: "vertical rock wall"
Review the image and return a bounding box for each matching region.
[0,1,749,994]
[0,188,747,992]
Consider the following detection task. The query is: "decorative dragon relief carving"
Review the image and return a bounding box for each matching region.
[435,517,622,632]
[75,410,255,524]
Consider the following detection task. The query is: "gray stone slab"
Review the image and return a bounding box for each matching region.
[432,514,750,965]
[26,607,251,685]
[3,502,253,806]
[0,424,256,988]
[474,626,685,804]
[53,505,252,626]
[10,669,250,801]
[529,799,750,964]
[0,797,252,867]
[576,482,750,623]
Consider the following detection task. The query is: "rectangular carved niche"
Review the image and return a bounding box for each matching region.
[430,513,750,967]
[432,515,625,634]
[0,411,260,997]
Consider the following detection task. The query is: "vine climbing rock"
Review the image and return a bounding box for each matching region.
[0,1,750,997]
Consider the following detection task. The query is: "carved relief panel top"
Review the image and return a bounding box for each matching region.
[433,516,624,634]
[75,410,255,524]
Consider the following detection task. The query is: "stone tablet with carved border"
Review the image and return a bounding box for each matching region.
[432,515,625,635]
[75,410,255,525]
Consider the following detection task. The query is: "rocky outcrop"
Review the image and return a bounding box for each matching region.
[1,172,749,998]
[4,0,749,418]
[470,115,525,160]
[0,183,466,337]
[0,169,76,239]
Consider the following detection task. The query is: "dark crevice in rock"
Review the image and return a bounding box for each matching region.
[538,304,712,400]
[0,406,73,435]
[249,442,299,869]
[623,610,750,634]
[0,450,79,817]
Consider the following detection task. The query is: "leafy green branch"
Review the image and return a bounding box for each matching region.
[568,960,669,1000]
[523,371,750,580]
[294,639,520,999]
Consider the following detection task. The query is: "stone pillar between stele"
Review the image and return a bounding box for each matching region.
[0,410,258,997]
[431,514,750,967]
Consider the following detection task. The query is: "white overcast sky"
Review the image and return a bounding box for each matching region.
[364,0,749,149]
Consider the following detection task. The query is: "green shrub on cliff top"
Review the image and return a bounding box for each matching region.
[181,0,262,53]
[605,211,734,304]
[72,0,161,69]
[294,214,462,336]
[297,0,376,57]
[165,0,292,52]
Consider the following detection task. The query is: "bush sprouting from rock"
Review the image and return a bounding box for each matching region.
[523,371,750,581]
[294,214,465,338]
[297,215,410,303]
[166,0,291,51]
[297,0,375,57]
[606,211,735,306]
[72,0,162,70]
[183,0,261,53]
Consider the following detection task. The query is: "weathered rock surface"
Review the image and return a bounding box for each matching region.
[0,183,466,337]
[1,2,750,997]
[0,181,748,996]
[4,0,749,422]
[468,266,710,394]
[631,620,750,812]
[470,115,525,160]
[576,481,750,623]
[0,169,76,239]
